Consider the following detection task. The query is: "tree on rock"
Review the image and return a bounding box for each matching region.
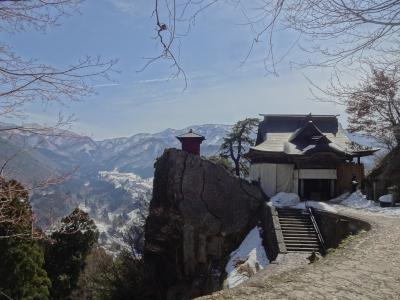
[45,208,99,299]
[220,118,259,177]
[0,178,51,299]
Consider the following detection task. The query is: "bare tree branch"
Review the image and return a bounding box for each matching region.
[151,0,400,77]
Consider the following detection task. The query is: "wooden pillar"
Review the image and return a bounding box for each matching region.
[373,181,377,201]
[300,179,304,198]
[330,179,335,198]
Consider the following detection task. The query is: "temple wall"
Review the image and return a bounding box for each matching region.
[337,163,364,195]
[250,163,294,197]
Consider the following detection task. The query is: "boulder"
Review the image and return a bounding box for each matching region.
[366,146,400,200]
[144,149,265,299]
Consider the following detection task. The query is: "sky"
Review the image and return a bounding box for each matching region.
[4,0,347,139]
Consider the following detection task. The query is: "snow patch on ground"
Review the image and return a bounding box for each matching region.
[225,226,269,288]
[270,192,337,212]
[293,201,337,213]
[337,191,376,209]
[269,191,400,215]
[333,191,400,216]
[270,192,300,207]
[379,194,393,203]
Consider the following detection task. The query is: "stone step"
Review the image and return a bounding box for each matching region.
[284,236,319,241]
[281,225,314,229]
[279,216,310,220]
[277,209,308,213]
[281,224,314,229]
[283,233,318,238]
[279,216,311,220]
[286,243,319,249]
[281,222,314,227]
[282,226,316,230]
[278,212,308,216]
[286,248,320,252]
[286,247,320,252]
[276,208,305,212]
[281,224,315,229]
[280,220,311,224]
[285,240,320,245]
[278,208,323,254]
[280,219,313,223]
[282,230,317,237]
[278,214,310,219]
[283,231,317,235]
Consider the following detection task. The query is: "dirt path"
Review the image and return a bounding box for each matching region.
[199,208,400,300]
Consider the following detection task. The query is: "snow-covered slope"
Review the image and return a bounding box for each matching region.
[89,171,153,254]
[225,226,269,288]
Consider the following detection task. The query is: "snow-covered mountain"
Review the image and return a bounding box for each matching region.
[0,123,230,254]
[96,124,230,177]
[0,123,230,179]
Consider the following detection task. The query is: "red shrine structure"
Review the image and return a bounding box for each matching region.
[176,129,205,155]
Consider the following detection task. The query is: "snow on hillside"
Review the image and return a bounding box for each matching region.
[1,123,229,254]
[225,226,269,288]
[99,170,153,194]
[86,171,153,255]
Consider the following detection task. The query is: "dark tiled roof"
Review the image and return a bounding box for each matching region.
[250,114,378,157]
[176,129,205,140]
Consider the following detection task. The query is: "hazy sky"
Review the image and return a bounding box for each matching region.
[5,0,347,139]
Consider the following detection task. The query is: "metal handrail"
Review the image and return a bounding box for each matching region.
[305,203,327,254]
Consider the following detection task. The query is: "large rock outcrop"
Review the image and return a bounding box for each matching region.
[144,149,266,299]
[366,146,400,199]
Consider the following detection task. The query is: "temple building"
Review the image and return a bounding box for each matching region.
[247,114,378,200]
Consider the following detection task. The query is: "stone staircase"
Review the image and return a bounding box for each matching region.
[277,208,322,253]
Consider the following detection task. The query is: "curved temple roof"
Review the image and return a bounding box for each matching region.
[176,129,205,141]
[248,114,379,159]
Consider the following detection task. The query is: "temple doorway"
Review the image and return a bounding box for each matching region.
[300,179,335,201]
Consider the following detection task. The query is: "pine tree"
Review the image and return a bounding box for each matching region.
[0,239,51,300]
[45,208,99,299]
[220,118,259,177]
[0,178,51,300]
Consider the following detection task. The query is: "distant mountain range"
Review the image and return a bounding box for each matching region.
[0,123,230,254]
[0,123,230,180]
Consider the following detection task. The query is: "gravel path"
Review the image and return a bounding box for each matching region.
[199,208,400,300]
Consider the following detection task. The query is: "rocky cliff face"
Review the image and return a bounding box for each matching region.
[144,149,266,300]
[366,146,400,199]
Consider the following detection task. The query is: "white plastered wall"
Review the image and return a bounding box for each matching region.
[250,163,294,197]
[298,169,337,179]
